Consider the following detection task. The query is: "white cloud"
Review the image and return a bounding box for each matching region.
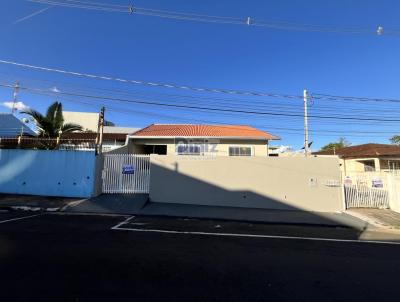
[51,86,60,93]
[1,101,30,111]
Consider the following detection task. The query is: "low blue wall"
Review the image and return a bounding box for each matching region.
[0,149,97,198]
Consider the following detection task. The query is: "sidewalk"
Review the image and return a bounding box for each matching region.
[346,208,400,230]
[0,194,83,211]
[64,194,368,230]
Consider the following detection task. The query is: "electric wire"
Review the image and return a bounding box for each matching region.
[3,82,400,123]
[27,0,400,36]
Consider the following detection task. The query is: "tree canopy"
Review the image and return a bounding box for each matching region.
[320,137,350,152]
[22,102,83,138]
[390,135,400,144]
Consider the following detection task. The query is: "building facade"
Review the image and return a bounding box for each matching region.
[314,143,400,174]
[127,124,279,157]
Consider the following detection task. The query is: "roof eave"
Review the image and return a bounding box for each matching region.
[128,135,278,140]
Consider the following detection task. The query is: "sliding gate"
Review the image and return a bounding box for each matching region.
[102,154,150,194]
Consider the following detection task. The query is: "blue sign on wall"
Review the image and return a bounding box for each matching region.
[122,164,135,175]
[372,179,383,188]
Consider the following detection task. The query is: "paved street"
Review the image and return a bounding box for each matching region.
[0,211,400,301]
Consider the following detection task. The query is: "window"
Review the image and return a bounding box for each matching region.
[229,146,252,156]
[176,144,202,155]
[362,160,375,172]
[143,145,167,155]
[389,160,400,172]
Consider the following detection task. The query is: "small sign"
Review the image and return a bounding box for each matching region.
[372,179,383,188]
[325,179,341,187]
[122,164,135,175]
[344,177,353,187]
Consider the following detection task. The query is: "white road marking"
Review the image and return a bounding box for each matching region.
[111,216,135,230]
[0,214,43,224]
[53,212,129,217]
[60,198,88,211]
[113,226,400,246]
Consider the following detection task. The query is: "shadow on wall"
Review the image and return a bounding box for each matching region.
[153,162,298,211]
[149,156,344,212]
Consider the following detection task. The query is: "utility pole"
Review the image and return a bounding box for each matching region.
[11,81,20,114]
[96,106,105,155]
[303,89,309,157]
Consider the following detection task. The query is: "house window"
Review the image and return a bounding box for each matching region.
[388,160,400,172]
[362,160,375,172]
[229,146,252,156]
[176,144,202,155]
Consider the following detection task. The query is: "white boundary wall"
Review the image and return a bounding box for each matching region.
[149,156,344,212]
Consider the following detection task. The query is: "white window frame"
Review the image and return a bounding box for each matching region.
[228,145,254,157]
[176,143,203,155]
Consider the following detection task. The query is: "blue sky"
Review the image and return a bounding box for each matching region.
[1,0,400,150]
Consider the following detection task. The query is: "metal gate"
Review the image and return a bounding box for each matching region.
[102,154,150,194]
[344,172,390,208]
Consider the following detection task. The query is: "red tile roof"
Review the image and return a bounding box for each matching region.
[131,124,278,140]
[314,143,400,158]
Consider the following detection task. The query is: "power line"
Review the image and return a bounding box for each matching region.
[31,92,398,138]
[3,82,400,123]
[0,59,302,99]
[2,59,400,106]
[312,93,400,103]
[4,83,396,139]
[5,76,399,119]
[3,71,400,120]
[27,0,398,36]
[14,6,51,24]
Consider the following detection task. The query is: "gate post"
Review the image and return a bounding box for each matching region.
[388,173,400,213]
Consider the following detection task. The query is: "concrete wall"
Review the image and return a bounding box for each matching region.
[150,156,344,212]
[0,149,97,198]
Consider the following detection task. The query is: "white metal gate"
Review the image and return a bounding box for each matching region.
[344,172,391,208]
[102,154,150,194]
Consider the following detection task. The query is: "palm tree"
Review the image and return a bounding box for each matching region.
[22,102,83,138]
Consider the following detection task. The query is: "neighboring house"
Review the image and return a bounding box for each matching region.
[63,111,100,132]
[127,124,279,156]
[62,126,139,151]
[0,113,36,137]
[314,143,400,174]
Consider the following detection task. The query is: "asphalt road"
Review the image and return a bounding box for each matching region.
[0,211,399,302]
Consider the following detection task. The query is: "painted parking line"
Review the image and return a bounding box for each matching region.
[113,223,400,246]
[0,213,43,225]
[111,216,135,230]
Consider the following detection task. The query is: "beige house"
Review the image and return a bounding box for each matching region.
[63,111,100,132]
[314,143,400,174]
[127,124,279,156]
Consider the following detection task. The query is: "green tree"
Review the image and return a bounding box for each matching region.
[320,137,350,152]
[22,102,83,138]
[390,135,400,144]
